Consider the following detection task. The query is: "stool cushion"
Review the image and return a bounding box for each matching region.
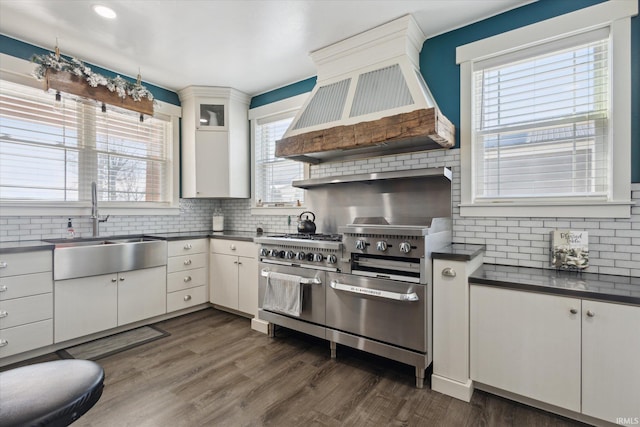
[0,359,104,427]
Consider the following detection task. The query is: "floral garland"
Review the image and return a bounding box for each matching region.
[32,52,154,102]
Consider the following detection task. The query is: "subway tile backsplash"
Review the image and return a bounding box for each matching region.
[2,148,638,277]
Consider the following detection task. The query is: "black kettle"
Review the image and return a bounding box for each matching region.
[297,211,317,234]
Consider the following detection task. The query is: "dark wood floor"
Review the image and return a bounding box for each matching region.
[6,308,588,426]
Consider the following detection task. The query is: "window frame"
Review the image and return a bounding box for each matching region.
[249,93,309,216]
[456,1,635,218]
[0,54,181,216]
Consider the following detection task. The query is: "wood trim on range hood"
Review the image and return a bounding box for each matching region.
[275,15,455,164]
[276,107,454,164]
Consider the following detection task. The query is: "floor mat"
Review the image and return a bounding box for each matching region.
[58,325,169,360]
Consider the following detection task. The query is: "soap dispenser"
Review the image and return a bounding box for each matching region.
[66,218,75,239]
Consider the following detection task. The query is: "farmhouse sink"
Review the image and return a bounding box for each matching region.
[45,237,167,280]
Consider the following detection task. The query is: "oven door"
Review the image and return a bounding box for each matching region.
[258,263,326,326]
[326,272,427,353]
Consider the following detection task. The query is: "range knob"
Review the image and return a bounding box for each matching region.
[355,240,367,250]
[399,242,411,254]
[269,249,279,257]
[285,250,295,259]
[260,248,268,256]
[376,241,388,252]
[295,251,305,260]
[306,252,315,262]
[313,253,324,262]
[326,254,337,264]
[278,250,286,258]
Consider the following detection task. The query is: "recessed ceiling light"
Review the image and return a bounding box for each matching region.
[93,5,117,19]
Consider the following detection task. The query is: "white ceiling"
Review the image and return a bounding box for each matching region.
[0,0,534,97]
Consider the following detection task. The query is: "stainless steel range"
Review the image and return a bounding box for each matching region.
[256,215,451,388]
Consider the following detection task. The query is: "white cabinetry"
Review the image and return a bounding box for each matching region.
[470,285,640,424]
[210,239,258,317]
[581,300,640,422]
[166,239,208,312]
[54,266,166,343]
[178,86,250,198]
[0,251,53,358]
[431,255,483,402]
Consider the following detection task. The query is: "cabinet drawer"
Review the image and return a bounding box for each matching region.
[0,251,52,277]
[210,239,256,258]
[168,239,208,257]
[167,253,207,272]
[167,267,207,293]
[0,293,53,329]
[0,272,52,301]
[167,285,207,312]
[0,319,53,358]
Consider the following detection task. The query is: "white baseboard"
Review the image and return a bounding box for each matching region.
[251,318,269,334]
[431,374,474,402]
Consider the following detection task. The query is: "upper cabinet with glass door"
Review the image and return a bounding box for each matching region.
[178,86,250,198]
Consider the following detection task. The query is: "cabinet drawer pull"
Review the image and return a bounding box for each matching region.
[442,267,456,277]
[586,310,596,317]
[569,308,578,314]
[184,259,192,266]
[184,276,192,282]
[0,339,8,347]
[184,243,192,250]
[0,261,7,269]
[184,295,192,301]
[0,285,7,292]
[0,311,7,318]
[230,244,236,251]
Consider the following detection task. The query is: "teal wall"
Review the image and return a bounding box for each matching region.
[0,34,180,106]
[250,0,639,183]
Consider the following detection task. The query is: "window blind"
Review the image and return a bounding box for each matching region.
[472,29,609,200]
[254,114,304,206]
[0,79,172,203]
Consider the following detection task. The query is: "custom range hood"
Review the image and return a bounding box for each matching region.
[276,15,455,164]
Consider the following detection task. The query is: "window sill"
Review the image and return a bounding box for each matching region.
[0,202,180,217]
[250,206,307,217]
[459,200,633,218]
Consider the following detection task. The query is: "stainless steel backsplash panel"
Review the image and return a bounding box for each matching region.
[304,174,452,234]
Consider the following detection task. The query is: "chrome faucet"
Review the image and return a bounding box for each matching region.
[91,181,109,237]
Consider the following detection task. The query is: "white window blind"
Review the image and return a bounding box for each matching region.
[0,79,172,204]
[472,28,609,200]
[254,114,304,206]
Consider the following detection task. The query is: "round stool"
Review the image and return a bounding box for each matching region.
[0,359,104,427]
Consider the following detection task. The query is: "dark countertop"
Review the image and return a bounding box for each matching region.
[470,264,640,306]
[0,240,55,254]
[432,244,485,261]
[0,230,263,254]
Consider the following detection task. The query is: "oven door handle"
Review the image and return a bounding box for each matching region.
[330,280,419,302]
[260,269,322,285]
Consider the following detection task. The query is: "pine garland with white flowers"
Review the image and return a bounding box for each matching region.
[32,52,154,102]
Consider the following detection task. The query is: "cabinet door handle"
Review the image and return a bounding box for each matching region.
[0,311,8,318]
[569,308,578,314]
[237,261,242,266]
[586,310,595,317]
[233,260,238,265]
[184,243,192,250]
[0,285,7,292]
[111,278,117,283]
[442,267,456,277]
[119,277,125,281]
[0,339,8,347]
[184,259,192,265]
[184,295,192,301]
[184,276,192,282]
[230,244,236,251]
[0,261,7,269]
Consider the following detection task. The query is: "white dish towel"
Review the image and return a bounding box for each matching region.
[263,271,303,317]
